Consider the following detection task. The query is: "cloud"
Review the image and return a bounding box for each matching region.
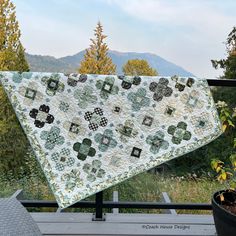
[110,1,234,25]
[15,4,92,57]
[109,0,235,38]
[14,0,236,78]
[106,0,235,78]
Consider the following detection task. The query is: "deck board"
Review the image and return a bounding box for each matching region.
[31,213,217,235]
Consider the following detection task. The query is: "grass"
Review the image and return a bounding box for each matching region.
[155,175,223,214]
[0,170,223,214]
[104,172,223,214]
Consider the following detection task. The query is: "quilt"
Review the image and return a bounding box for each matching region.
[0,72,222,208]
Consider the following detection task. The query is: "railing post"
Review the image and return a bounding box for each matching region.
[93,191,105,221]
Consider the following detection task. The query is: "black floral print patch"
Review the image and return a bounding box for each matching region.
[84,107,108,131]
[118,75,141,89]
[149,78,173,102]
[29,104,54,128]
[172,76,195,92]
[67,74,87,87]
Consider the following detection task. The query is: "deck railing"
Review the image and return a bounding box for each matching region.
[20,191,212,221]
[20,78,236,221]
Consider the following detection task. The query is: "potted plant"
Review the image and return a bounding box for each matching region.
[211,101,236,235]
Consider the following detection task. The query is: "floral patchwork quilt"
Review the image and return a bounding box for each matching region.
[0,72,222,208]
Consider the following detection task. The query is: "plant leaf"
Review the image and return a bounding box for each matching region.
[222,124,227,132]
[220,194,225,202]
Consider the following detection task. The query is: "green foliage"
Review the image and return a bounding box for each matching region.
[0,170,223,214]
[122,59,158,76]
[0,85,30,176]
[216,101,235,131]
[211,27,236,79]
[0,0,29,71]
[15,43,29,72]
[78,21,116,75]
[0,0,30,177]
[210,102,236,200]
[211,157,236,202]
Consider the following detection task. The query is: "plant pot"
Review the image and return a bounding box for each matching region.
[212,190,236,236]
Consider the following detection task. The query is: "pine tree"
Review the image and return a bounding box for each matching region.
[211,27,236,80]
[0,0,29,177]
[78,21,116,75]
[15,43,29,72]
[122,59,158,76]
[0,0,29,71]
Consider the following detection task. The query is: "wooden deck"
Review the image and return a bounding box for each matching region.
[12,189,217,235]
[31,212,217,236]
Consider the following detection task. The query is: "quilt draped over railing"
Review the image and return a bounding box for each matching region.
[0,72,222,208]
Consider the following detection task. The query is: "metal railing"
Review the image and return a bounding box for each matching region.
[20,191,212,221]
[20,78,236,220]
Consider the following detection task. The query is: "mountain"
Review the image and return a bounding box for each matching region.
[26,50,194,76]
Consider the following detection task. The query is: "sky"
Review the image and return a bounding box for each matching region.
[13,0,236,78]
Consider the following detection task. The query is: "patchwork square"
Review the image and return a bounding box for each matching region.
[37,110,48,122]
[101,136,111,146]
[48,79,59,90]
[0,72,222,209]
[131,147,142,158]
[142,115,154,126]
[123,126,133,137]
[25,88,37,100]
[165,106,176,116]
[69,123,80,134]
[113,106,121,113]
[102,82,112,93]
[187,96,198,107]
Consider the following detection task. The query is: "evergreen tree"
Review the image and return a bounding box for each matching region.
[0,0,29,71]
[0,0,29,177]
[0,86,29,175]
[15,43,30,72]
[122,59,158,76]
[78,21,116,74]
[211,27,236,80]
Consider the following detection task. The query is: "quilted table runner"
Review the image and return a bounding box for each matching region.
[0,72,222,208]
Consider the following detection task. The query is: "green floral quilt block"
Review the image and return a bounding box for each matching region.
[41,74,65,96]
[127,88,150,111]
[73,138,96,161]
[96,76,119,100]
[146,131,169,154]
[133,107,160,136]
[83,160,106,182]
[18,81,44,106]
[59,101,70,112]
[51,148,75,171]
[0,72,223,209]
[149,78,173,102]
[40,126,65,150]
[61,169,83,192]
[116,119,138,143]
[12,72,33,83]
[180,90,204,112]
[190,112,214,136]
[167,121,192,145]
[63,117,86,139]
[74,85,97,109]
[67,74,87,87]
[94,129,117,152]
